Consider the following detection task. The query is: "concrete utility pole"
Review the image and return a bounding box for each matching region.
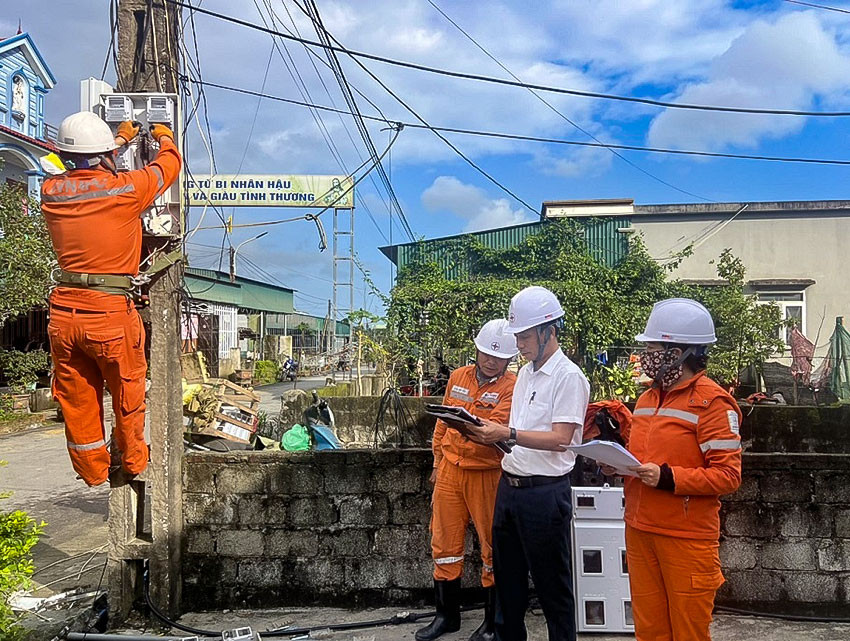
[110,0,184,620]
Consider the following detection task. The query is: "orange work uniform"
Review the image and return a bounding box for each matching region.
[622,372,742,641]
[431,364,516,587]
[41,138,182,486]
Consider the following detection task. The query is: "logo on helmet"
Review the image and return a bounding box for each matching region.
[491,341,500,350]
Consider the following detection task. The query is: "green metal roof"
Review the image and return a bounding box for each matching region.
[379,217,631,279]
[185,268,295,314]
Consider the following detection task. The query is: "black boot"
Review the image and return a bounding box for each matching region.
[469,586,495,641]
[416,579,461,641]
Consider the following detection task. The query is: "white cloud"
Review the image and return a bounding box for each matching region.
[647,11,850,150]
[421,176,533,232]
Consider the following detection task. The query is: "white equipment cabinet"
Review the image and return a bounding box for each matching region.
[572,485,634,634]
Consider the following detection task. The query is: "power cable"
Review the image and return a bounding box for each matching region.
[267,0,393,243]
[163,0,850,117]
[426,0,709,202]
[783,0,850,14]
[189,79,850,166]
[251,0,351,178]
[302,0,416,241]
[292,0,537,216]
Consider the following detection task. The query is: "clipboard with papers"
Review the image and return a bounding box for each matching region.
[565,440,642,477]
[425,404,514,454]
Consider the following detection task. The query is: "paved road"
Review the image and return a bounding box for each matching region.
[163,606,850,641]
[0,425,108,596]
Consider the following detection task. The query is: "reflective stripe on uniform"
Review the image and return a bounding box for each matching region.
[434,556,464,565]
[483,563,493,573]
[634,407,699,424]
[42,184,136,203]
[67,438,107,451]
[151,165,164,191]
[658,408,700,424]
[700,439,741,453]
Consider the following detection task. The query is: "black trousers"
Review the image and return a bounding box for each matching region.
[492,474,576,641]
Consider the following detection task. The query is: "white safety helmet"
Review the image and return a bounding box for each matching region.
[474,319,519,359]
[506,286,565,334]
[54,111,117,155]
[636,298,717,345]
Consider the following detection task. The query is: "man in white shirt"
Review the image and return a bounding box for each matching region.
[466,286,589,641]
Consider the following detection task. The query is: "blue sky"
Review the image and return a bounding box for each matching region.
[8,0,850,318]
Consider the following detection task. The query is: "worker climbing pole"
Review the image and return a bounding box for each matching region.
[110,0,184,619]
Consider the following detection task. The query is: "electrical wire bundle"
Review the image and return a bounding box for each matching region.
[372,387,429,448]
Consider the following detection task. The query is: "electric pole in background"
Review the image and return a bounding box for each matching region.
[110,0,184,619]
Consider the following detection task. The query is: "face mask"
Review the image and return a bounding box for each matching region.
[640,349,683,389]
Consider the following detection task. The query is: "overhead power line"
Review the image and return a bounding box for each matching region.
[427,0,709,202]
[265,0,393,244]
[783,0,850,14]
[301,0,416,241]
[291,0,537,215]
[189,79,850,166]
[164,0,850,118]
[197,124,404,230]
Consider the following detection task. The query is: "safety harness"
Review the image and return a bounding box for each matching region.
[52,268,150,298]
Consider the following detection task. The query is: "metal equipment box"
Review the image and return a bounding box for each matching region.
[572,485,634,634]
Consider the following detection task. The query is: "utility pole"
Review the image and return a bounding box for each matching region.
[111,0,183,620]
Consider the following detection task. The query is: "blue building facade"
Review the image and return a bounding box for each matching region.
[0,31,56,198]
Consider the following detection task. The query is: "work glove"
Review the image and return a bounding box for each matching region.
[149,123,174,142]
[116,120,141,144]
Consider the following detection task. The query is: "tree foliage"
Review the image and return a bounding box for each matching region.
[684,249,785,386]
[386,219,782,391]
[0,184,54,325]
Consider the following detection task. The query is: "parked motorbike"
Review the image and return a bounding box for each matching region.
[302,391,342,449]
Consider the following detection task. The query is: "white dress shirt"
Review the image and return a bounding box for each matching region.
[501,348,590,477]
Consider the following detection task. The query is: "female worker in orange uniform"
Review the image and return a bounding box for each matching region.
[607,298,742,641]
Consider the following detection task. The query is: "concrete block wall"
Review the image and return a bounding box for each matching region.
[182,449,484,610]
[274,393,435,447]
[182,449,850,614]
[718,453,850,615]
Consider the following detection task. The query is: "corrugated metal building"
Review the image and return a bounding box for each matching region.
[184,268,349,369]
[379,199,633,279]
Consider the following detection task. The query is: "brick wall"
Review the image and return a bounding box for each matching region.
[182,449,850,615]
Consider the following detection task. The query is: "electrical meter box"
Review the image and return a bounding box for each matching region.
[104,95,133,122]
[572,485,633,634]
[79,78,183,239]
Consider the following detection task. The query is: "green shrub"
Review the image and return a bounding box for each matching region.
[1,462,44,640]
[253,360,279,385]
[0,350,49,394]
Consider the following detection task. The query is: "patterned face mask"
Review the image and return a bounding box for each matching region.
[640,349,683,389]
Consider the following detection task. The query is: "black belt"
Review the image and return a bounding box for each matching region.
[502,471,569,488]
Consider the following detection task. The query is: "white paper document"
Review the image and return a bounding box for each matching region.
[566,440,642,477]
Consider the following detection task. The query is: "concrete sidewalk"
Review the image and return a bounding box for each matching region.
[158,607,850,641]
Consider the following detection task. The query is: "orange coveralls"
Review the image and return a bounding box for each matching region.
[623,372,742,641]
[431,364,516,587]
[41,138,182,486]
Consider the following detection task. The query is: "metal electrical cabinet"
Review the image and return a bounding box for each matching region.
[80,78,184,240]
[572,485,634,634]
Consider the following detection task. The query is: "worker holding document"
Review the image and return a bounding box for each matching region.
[602,298,742,641]
[418,319,518,641]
